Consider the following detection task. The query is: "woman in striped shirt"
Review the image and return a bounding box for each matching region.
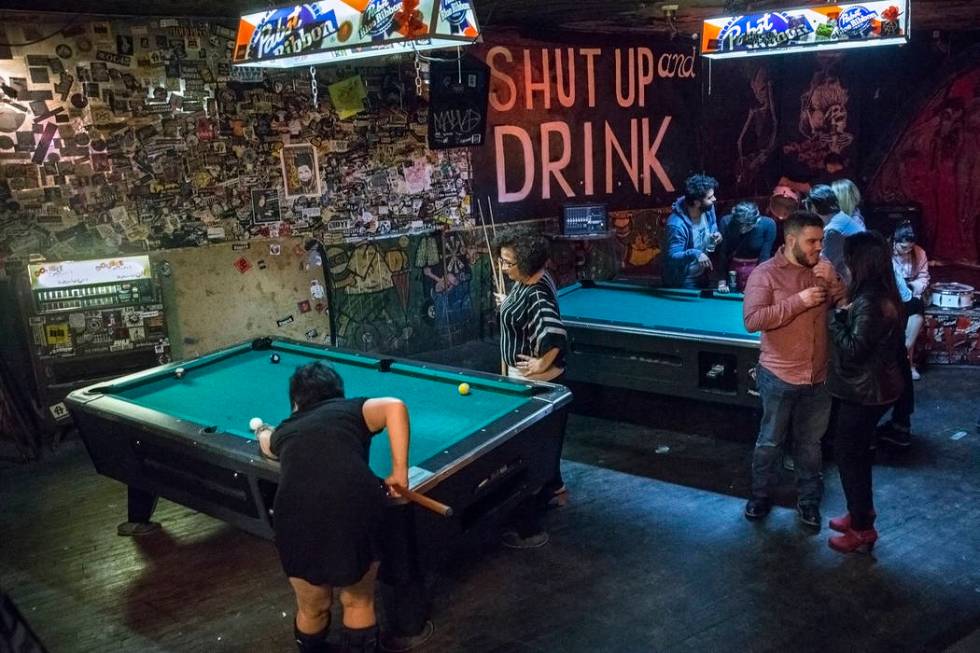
[496,236,568,382]
[494,235,569,548]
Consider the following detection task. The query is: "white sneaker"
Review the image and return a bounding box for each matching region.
[911,366,921,381]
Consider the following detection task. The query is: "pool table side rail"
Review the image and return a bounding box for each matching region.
[561,317,760,349]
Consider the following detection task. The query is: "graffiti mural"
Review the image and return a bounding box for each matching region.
[782,54,855,178]
[736,65,779,194]
[324,229,493,353]
[870,66,980,263]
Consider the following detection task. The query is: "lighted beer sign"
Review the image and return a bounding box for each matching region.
[234,0,481,68]
[701,1,910,59]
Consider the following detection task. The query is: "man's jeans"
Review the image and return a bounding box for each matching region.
[751,365,831,505]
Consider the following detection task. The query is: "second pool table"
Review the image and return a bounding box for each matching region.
[558,280,760,406]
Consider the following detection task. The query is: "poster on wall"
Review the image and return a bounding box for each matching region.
[280,143,321,198]
[427,54,489,149]
[251,188,282,224]
[469,34,701,220]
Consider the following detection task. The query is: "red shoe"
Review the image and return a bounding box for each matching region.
[829,511,876,533]
[828,528,878,554]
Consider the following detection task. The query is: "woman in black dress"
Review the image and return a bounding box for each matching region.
[255,362,410,653]
[826,231,905,554]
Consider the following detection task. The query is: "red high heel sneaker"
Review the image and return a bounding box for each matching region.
[828,528,878,554]
[829,511,876,533]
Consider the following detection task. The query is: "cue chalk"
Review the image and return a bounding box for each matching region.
[389,483,453,518]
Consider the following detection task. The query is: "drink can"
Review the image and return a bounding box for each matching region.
[728,271,738,291]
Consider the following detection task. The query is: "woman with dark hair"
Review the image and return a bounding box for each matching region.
[876,222,930,448]
[891,221,930,379]
[826,231,906,554]
[494,235,568,547]
[254,362,411,652]
[495,235,567,384]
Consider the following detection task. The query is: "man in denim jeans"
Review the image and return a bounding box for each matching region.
[742,211,844,529]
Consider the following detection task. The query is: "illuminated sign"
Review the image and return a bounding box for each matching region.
[701,1,910,59]
[234,1,481,68]
[28,256,153,289]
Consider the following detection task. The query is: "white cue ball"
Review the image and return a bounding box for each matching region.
[249,417,263,432]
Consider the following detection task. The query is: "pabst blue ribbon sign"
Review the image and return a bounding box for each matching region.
[234,0,480,68]
[701,1,909,59]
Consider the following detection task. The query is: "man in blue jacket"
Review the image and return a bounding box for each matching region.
[663,174,722,288]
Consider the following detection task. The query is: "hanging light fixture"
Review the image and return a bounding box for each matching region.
[233,1,482,68]
[701,0,910,60]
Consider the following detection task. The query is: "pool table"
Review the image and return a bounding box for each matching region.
[66,337,571,633]
[558,280,760,407]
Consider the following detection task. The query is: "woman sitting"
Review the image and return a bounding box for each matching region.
[891,221,930,380]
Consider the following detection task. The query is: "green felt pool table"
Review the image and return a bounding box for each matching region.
[558,280,761,406]
[66,337,571,559]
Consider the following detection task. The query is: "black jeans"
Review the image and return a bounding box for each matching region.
[889,353,915,427]
[511,373,569,537]
[834,400,889,530]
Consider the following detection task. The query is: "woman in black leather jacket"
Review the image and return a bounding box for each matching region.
[826,231,905,554]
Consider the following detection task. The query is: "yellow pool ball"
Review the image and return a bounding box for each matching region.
[458,383,471,396]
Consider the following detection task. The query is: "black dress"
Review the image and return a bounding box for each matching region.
[270,397,387,587]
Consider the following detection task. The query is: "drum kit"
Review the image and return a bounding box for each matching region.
[928,282,977,310]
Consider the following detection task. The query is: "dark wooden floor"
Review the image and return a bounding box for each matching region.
[2,351,979,652]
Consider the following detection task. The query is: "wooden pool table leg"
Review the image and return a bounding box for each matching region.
[116,486,161,536]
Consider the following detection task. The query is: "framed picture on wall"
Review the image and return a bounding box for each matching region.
[280,143,321,199]
[251,188,281,224]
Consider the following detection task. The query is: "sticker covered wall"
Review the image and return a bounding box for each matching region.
[0,14,473,274]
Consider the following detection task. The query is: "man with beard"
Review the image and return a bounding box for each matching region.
[742,211,844,530]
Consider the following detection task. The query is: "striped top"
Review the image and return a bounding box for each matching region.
[499,271,567,370]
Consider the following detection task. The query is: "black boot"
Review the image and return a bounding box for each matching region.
[341,624,379,653]
[295,617,331,653]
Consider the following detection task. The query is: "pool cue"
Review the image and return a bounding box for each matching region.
[479,200,508,376]
[486,197,511,376]
[478,200,500,294]
[486,195,498,237]
[390,484,453,517]
[487,198,505,291]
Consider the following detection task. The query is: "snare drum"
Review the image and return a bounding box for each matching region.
[928,282,976,309]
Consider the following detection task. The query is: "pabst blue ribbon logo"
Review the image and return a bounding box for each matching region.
[718,12,791,50]
[360,0,400,40]
[717,11,812,51]
[250,5,318,59]
[442,0,471,30]
[836,5,875,38]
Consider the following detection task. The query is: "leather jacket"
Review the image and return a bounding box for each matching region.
[827,293,905,405]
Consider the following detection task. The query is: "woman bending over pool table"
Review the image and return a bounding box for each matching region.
[254,361,410,653]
